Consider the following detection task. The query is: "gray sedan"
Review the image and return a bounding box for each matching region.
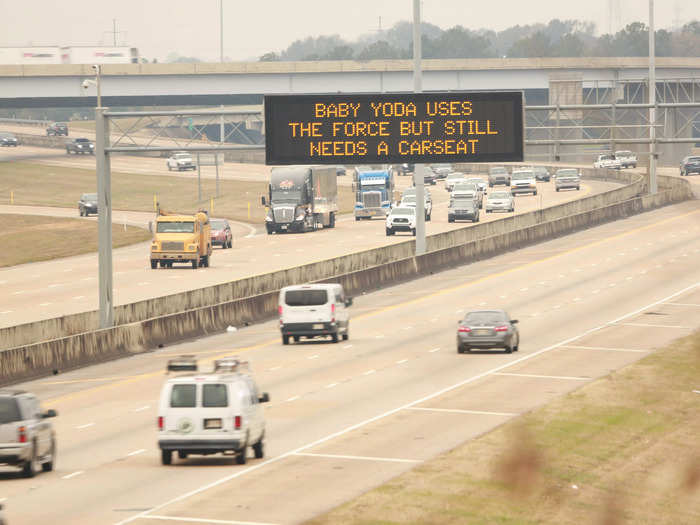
[457,310,519,354]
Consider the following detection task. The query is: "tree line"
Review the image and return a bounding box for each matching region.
[257,19,700,62]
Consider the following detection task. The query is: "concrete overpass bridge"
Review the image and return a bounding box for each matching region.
[1,57,699,108]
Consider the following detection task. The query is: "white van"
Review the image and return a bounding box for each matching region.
[278,283,352,344]
[157,356,269,465]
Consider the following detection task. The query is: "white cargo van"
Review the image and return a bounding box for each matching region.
[157,356,269,465]
[278,284,352,344]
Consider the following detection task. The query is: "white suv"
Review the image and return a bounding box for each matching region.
[510,170,538,195]
[0,390,57,477]
[157,356,269,465]
[386,206,417,236]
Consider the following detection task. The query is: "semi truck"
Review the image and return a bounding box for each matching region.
[263,166,338,234]
[354,168,394,220]
[150,209,212,269]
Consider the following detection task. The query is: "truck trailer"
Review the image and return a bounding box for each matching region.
[263,166,338,234]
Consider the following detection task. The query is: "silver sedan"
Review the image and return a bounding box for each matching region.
[457,310,519,354]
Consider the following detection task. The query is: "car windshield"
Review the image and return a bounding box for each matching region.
[556,169,578,177]
[512,172,533,180]
[464,311,507,325]
[490,167,507,174]
[447,173,464,181]
[210,220,226,229]
[600,154,614,160]
[0,132,14,138]
[453,199,475,208]
[391,207,415,216]
[157,221,194,233]
[616,151,632,156]
[489,192,510,199]
[170,384,196,408]
[464,178,483,184]
[687,157,700,162]
[0,398,21,423]
[454,183,477,191]
[285,289,328,306]
[76,138,91,143]
[83,193,97,201]
[402,196,416,203]
[174,154,191,159]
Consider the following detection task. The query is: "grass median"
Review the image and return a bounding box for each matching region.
[0,161,355,223]
[308,333,700,525]
[0,214,151,267]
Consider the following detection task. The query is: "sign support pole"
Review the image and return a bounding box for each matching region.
[413,0,426,256]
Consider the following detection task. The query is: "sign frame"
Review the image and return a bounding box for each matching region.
[264,91,524,165]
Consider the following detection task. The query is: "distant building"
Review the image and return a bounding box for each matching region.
[0,46,139,65]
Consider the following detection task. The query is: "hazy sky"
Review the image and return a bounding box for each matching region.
[1,0,697,61]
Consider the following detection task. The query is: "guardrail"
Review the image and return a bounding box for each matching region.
[0,117,51,126]
[0,170,693,384]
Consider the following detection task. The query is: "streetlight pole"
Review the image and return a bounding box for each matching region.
[412,0,426,256]
[648,0,657,194]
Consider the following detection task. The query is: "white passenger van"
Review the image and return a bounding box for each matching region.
[157,356,269,465]
[278,283,352,345]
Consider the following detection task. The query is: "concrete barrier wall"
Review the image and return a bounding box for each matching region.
[0,177,690,385]
[0,168,648,350]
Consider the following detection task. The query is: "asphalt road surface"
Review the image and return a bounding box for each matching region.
[0,170,618,328]
[0,198,698,524]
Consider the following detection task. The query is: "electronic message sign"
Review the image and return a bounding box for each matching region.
[264,91,523,165]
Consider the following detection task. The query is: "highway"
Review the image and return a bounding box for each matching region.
[0,197,697,524]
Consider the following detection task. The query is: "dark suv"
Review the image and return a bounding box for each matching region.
[66,138,94,155]
[0,132,19,147]
[46,122,68,136]
[78,193,98,216]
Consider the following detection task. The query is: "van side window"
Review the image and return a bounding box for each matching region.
[171,384,196,407]
[202,384,228,407]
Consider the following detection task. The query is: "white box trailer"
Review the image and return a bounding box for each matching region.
[60,46,139,64]
[0,47,62,65]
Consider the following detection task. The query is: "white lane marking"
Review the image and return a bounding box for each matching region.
[609,283,616,287]
[396,359,408,364]
[592,289,600,294]
[133,405,150,412]
[143,516,279,525]
[127,449,146,457]
[494,372,589,381]
[81,277,93,281]
[268,366,281,371]
[294,452,420,464]
[62,470,84,480]
[665,303,700,307]
[114,281,700,525]
[0,280,5,285]
[342,344,353,349]
[428,347,441,353]
[375,334,385,339]
[573,297,582,302]
[478,302,486,306]
[286,395,300,402]
[626,276,633,280]
[307,355,319,360]
[76,422,95,429]
[73,295,85,300]
[553,304,562,309]
[616,322,690,328]
[538,281,546,285]
[519,287,528,292]
[11,291,24,295]
[499,295,507,299]
[407,407,517,417]
[325,383,338,389]
[0,310,12,314]
[562,345,647,353]
[363,369,376,376]
[640,270,648,274]
[48,283,63,288]
[138,282,150,286]
[39,302,51,306]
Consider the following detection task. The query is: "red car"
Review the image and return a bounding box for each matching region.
[210,218,232,248]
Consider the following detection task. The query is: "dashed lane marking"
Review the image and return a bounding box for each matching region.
[407,407,518,417]
[76,422,95,429]
[494,372,589,381]
[562,345,647,353]
[62,471,84,480]
[293,452,420,464]
[127,449,146,457]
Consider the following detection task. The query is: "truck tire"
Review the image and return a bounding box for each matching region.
[355,216,360,221]
[282,335,289,345]
[22,444,38,478]
[161,450,172,465]
[202,255,209,268]
[42,439,56,472]
[385,228,393,236]
[192,259,198,269]
[328,212,335,228]
[253,438,264,459]
[150,260,157,269]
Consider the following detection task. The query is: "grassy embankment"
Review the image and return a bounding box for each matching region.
[0,214,151,267]
[0,162,355,224]
[309,332,700,525]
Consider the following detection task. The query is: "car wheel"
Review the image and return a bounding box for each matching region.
[385,228,392,236]
[412,228,416,236]
[161,450,173,465]
[150,260,158,269]
[167,165,171,171]
[577,186,580,190]
[282,335,289,345]
[342,323,349,341]
[22,444,38,478]
[556,188,560,192]
[505,345,513,354]
[448,217,454,222]
[42,439,56,472]
[473,217,479,223]
[178,451,188,459]
[293,335,300,343]
[253,438,264,459]
[236,440,248,465]
[331,332,339,343]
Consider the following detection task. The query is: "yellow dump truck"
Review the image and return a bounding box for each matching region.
[150,210,212,269]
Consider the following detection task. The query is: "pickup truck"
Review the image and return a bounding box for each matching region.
[0,390,57,477]
[615,150,638,168]
[66,137,95,155]
[593,153,622,170]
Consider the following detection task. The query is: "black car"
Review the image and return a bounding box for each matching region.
[0,132,19,147]
[680,156,700,176]
[78,193,98,216]
[66,138,94,155]
[457,310,519,354]
[532,166,551,182]
[448,197,479,223]
[336,165,346,176]
[423,167,437,185]
[47,122,68,136]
